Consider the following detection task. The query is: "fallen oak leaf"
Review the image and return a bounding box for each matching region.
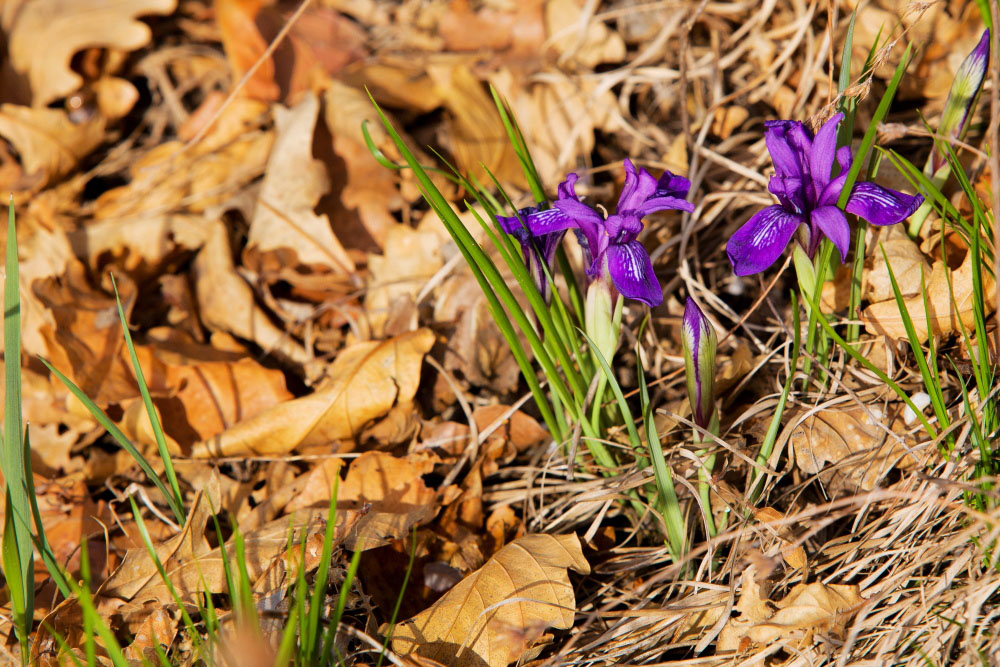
[244,91,355,283]
[3,0,177,107]
[862,249,996,342]
[193,219,312,367]
[190,328,435,457]
[386,533,590,667]
[0,105,105,191]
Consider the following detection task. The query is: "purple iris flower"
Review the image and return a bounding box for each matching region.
[506,160,693,307]
[497,205,566,303]
[726,112,924,276]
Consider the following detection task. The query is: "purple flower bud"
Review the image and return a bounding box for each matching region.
[682,297,717,430]
[933,29,990,173]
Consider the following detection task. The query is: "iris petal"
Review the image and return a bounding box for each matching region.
[811,205,850,262]
[654,170,691,198]
[809,113,843,185]
[764,121,803,177]
[606,240,662,307]
[637,195,694,217]
[726,205,803,276]
[845,181,924,226]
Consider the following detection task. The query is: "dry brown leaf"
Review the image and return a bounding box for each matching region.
[387,533,590,667]
[214,0,280,102]
[544,0,625,69]
[489,69,618,187]
[789,404,919,492]
[719,565,863,651]
[437,271,521,394]
[193,219,312,367]
[69,214,210,280]
[2,0,177,106]
[191,328,435,457]
[99,477,222,600]
[426,63,524,188]
[862,249,996,341]
[865,225,931,303]
[323,81,407,250]
[365,224,442,337]
[244,92,355,282]
[753,507,807,571]
[115,332,293,454]
[93,99,272,219]
[0,105,105,191]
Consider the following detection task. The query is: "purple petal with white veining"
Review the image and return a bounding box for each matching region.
[726,205,803,276]
[811,205,850,262]
[845,181,924,226]
[521,207,578,235]
[606,240,662,306]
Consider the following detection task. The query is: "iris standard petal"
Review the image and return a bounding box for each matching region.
[845,181,924,226]
[764,121,803,177]
[810,205,851,262]
[654,170,691,198]
[606,240,663,306]
[809,112,843,185]
[636,195,695,217]
[557,172,580,200]
[726,205,803,276]
[618,159,659,212]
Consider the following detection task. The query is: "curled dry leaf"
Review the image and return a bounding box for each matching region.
[69,213,210,280]
[718,566,863,651]
[190,328,435,457]
[788,404,920,492]
[864,225,931,303]
[116,332,293,454]
[386,533,591,667]
[244,92,355,284]
[544,0,625,69]
[2,0,177,106]
[0,105,105,191]
[193,219,312,366]
[862,249,996,342]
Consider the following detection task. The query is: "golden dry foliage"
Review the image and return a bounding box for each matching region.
[387,533,591,667]
[0,0,996,664]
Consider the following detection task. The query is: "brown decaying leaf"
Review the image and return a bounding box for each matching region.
[862,248,996,342]
[789,403,920,492]
[190,328,435,457]
[2,0,177,106]
[244,91,355,281]
[544,0,625,69]
[323,81,407,250]
[387,533,591,667]
[365,224,442,337]
[0,105,105,191]
[193,219,312,366]
[214,0,280,102]
[718,566,863,651]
